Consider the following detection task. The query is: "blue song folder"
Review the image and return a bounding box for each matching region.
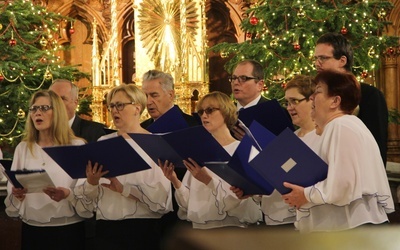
[249,128,328,195]
[147,105,190,133]
[43,136,152,179]
[0,159,12,170]
[129,126,231,168]
[206,121,276,195]
[238,99,294,135]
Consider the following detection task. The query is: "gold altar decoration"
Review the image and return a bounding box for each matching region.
[134,0,208,114]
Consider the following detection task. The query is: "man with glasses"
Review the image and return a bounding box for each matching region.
[314,32,388,166]
[230,59,268,139]
[49,79,106,143]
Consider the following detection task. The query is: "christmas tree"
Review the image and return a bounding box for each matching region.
[211,0,398,100]
[0,0,87,149]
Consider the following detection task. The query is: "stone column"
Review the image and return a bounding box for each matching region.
[383,47,400,162]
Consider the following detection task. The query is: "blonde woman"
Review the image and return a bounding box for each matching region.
[5,90,87,249]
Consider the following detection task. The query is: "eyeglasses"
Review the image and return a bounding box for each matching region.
[313,55,334,64]
[228,75,259,84]
[107,102,135,112]
[197,107,220,116]
[283,98,307,108]
[29,105,53,113]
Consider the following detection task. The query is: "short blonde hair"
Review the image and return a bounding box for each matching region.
[106,84,147,115]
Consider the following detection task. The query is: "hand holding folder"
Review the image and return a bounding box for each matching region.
[205,121,276,196]
[43,136,152,179]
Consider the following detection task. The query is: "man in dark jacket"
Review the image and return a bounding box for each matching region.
[314,32,388,166]
[50,79,106,143]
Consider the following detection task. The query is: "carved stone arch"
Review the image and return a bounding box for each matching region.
[207,0,242,94]
[118,4,136,84]
[54,3,109,46]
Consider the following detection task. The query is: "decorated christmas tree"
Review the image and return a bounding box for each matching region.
[211,0,398,100]
[0,0,87,149]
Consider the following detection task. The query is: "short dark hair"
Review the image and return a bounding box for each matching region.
[316,33,354,72]
[315,70,360,114]
[235,59,264,80]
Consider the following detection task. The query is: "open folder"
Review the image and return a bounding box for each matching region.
[129,126,231,168]
[238,99,294,135]
[147,105,190,133]
[43,136,152,179]
[205,121,277,195]
[0,166,55,193]
[249,128,328,195]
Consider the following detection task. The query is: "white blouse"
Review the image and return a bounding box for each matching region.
[175,140,262,229]
[298,115,394,232]
[5,139,86,227]
[78,132,172,221]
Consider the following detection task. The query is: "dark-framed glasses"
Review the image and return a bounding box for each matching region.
[107,102,135,112]
[312,55,334,64]
[29,105,53,113]
[197,107,220,116]
[228,75,259,84]
[283,98,307,108]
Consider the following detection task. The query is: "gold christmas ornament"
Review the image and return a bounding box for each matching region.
[368,47,376,58]
[44,70,53,80]
[17,109,25,119]
[40,36,48,47]
[270,39,278,48]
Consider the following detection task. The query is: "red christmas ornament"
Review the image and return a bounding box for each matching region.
[249,16,259,25]
[9,38,17,46]
[281,83,287,88]
[293,43,301,51]
[246,32,252,38]
[69,27,75,35]
[340,26,348,35]
[361,71,368,78]
[387,47,395,54]
[0,74,4,81]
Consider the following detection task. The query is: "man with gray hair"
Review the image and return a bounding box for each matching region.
[49,79,106,143]
[140,70,198,128]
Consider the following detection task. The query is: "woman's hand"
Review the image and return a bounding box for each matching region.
[281,182,307,209]
[158,159,181,189]
[12,187,27,201]
[183,158,211,185]
[230,186,251,199]
[86,160,109,185]
[101,177,123,194]
[43,186,70,202]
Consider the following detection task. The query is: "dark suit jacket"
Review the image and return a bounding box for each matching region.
[358,83,388,166]
[140,105,199,129]
[71,115,106,143]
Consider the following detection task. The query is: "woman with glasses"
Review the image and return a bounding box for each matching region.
[282,71,394,232]
[159,91,261,229]
[284,75,319,148]
[81,84,172,249]
[5,90,87,249]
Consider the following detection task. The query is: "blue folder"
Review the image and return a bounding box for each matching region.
[249,128,328,195]
[238,99,294,135]
[147,105,190,133]
[43,136,151,179]
[129,126,231,168]
[206,121,276,195]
